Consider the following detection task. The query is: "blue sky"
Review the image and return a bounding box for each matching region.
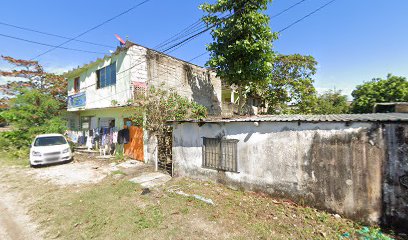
[1,0,408,99]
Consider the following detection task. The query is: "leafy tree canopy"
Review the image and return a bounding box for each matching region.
[0,56,67,106]
[260,54,318,114]
[201,0,277,113]
[351,74,408,113]
[0,89,66,152]
[315,90,350,114]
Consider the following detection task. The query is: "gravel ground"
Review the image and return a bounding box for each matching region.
[0,182,43,240]
[29,156,148,187]
[30,161,110,186]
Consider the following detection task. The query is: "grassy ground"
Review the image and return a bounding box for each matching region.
[0,151,30,167]
[0,156,396,240]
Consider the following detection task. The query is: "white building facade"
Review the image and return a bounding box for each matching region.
[65,41,222,162]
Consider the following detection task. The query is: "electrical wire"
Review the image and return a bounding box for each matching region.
[29,0,152,61]
[154,19,204,50]
[188,51,207,62]
[154,12,226,52]
[271,0,308,19]
[82,51,213,107]
[278,0,337,33]
[158,0,312,64]
[0,33,106,55]
[69,0,314,105]
[73,46,210,93]
[0,21,115,48]
[73,4,248,94]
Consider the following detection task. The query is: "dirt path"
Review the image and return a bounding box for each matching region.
[0,180,43,240]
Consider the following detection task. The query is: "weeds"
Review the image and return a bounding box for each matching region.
[0,164,397,240]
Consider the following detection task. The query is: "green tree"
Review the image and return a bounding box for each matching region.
[351,74,408,113]
[0,89,66,154]
[201,0,277,114]
[315,90,349,114]
[0,56,67,106]
[0,56,67,158]
[131,85,207,135]
[262,54,318,114]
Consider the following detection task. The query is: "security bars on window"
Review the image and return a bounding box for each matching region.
[202,138,239,172]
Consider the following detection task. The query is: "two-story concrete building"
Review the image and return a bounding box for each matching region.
[64,41,222,164]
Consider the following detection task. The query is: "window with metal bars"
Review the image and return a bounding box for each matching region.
[202,138,239,172]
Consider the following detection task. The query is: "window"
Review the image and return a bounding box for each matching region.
[74,77,80,92]
[202,138,239,172]
[34,136,67,146]
[97,62,117,88]
[68,119,77,130]
[80,117,91,130]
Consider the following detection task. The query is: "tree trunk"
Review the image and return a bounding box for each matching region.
[237,86,246,115]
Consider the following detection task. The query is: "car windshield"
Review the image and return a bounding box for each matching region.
[34,136,67,146]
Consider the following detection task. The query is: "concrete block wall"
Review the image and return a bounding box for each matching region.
[127,45,149,87]
[171,121,408,232]
[146,50,222,115]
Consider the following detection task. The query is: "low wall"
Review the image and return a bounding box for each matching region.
[172,121,408,231]
[383,124,408,230]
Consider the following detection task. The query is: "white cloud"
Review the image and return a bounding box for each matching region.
[45,66,75,75]
[315,86,354,101]
[0,76,28,84]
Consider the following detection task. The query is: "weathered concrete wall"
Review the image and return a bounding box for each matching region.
[383,124,408,231]
[147,50,222,115]
[172,121,387,225]
[144,131,158,166]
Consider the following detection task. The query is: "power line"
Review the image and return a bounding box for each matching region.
[278,0,337,33]
[161,27,213,53]
[83,50,214,107]
[160,1,311,64]
[0,33,106,55]
[116,11,236,75]
[120,1,259,77]
[154,12,227,52]
[0,22,114,49]
[72,47,210,92]
[70,1,260,92]
[154,19,204,50]
[188,52,207,62]
[160,11,237,54]
[271,0,308,19]
[160,0,312,54]
[0,21,115,48]
[157,24,209,52]
[29,0,152,61]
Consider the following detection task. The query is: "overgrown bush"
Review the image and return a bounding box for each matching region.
[0,90,66,159]
[131,85,207,135]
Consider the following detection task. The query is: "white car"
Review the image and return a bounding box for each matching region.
[30,134,73,167]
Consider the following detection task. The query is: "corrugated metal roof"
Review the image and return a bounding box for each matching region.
[171,113,408,123]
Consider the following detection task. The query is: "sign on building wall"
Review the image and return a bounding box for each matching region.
[68,92,86,108]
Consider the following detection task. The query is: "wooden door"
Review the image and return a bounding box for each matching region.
[123,119,144,161]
